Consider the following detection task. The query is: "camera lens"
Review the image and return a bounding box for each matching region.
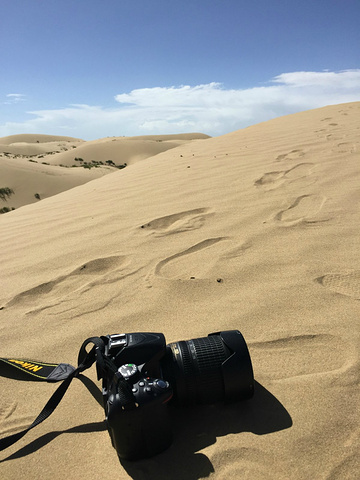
[161,330,254,405]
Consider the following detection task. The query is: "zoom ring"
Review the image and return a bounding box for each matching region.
[178,336,227,404]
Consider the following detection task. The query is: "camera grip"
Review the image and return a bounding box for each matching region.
[106,377,173,460]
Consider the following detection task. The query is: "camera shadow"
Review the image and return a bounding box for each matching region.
[120,381,292,480]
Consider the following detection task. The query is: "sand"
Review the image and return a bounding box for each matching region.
[0,103,359,479]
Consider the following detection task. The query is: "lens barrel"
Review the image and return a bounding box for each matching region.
[161,330,254,405]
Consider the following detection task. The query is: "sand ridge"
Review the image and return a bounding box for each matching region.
[0,103,359,479]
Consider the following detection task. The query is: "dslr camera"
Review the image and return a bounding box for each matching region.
[101,330,254,460]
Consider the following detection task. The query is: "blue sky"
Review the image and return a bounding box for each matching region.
[1,0,359,139]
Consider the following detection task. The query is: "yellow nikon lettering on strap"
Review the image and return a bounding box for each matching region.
[8,359,43,373]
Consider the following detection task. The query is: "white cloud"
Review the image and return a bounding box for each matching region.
[0,70,359,139]
[272,70,360,88]
[115,82,225,107]
[4,93,26,105]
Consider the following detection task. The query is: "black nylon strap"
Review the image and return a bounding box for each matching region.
[0,357,75,382]
[77,336,105,367]
[0,337,106,452]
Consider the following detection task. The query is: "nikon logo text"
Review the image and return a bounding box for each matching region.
[8,359,43,373]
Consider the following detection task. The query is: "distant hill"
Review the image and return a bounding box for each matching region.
[0,132,210,210]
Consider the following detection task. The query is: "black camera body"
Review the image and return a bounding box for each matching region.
[103,333,173,460]
[101,331,254,460]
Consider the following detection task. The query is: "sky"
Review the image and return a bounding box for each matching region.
[1,0,359,140]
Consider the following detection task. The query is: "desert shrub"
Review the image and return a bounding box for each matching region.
[0,187,14,201]
[104,160,127,169]
[74,157,84,162]
[0,206,15,214]
[34,193,41,200]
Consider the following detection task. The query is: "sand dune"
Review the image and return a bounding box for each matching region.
[0,134,84,156]
[0,103,359,479]
[0,133,209,210]
[41,133,210,168]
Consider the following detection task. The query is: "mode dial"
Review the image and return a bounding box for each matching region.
[118,363,138,378]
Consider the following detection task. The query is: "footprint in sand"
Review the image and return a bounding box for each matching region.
[155,238,226,280]
[140,208,212,236]
[332,141,359,154]
[275,194,327,225]
[255,171,284,189]
[255,163,314,191]
[6,255,128,309]
[250,333,349,381]
[316,271,360,300]
[276,149,305,162]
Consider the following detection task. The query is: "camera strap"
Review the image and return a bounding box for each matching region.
[0,336,106,452]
